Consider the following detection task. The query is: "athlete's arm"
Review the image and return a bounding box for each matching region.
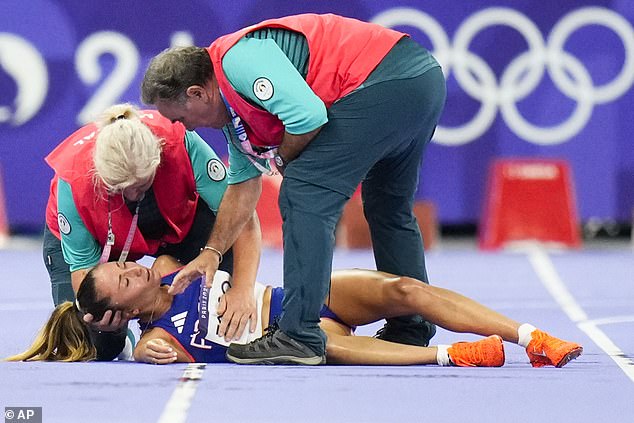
[134,327,193,364]
[150,255,182,276]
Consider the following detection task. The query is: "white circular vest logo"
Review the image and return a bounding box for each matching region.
[253,77,274,101]
[57,213,71,235]
[207,159,226,181]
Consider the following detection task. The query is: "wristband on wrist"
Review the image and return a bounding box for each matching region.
[201,245,223,263]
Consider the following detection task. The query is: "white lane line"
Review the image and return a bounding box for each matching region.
[527,248,587,322]
[526,246,634,383]
[157,363,206,423]
[586,315,634,326]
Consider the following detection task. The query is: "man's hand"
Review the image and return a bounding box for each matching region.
[216,286,257,341]
[135,338,178,365]
[169,249,221,295]
[83,310,128,332]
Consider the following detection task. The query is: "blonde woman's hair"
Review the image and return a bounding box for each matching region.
[5,268,116,362]
[4,302,96,362]
[93,103,162,193]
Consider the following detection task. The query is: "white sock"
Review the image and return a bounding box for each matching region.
[436,345,452,366]
[517,323,537,348]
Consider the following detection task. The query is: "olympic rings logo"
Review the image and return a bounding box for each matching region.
[372,7,634,146]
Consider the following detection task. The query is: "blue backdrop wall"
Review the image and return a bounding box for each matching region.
[1,0,633,232]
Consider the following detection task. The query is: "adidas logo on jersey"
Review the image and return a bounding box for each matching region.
[171,311,188,334]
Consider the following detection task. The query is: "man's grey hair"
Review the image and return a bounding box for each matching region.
[141,46,213,104]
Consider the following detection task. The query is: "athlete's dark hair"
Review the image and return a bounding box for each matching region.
[4,268,117,362]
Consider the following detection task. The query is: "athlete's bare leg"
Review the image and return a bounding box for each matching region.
[324,269,520,343]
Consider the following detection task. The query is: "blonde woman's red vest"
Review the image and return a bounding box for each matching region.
[45,111,198,261]
[207,13,405,147]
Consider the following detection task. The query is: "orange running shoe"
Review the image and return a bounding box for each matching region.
[526,329,583,368]
[447,335,505,367]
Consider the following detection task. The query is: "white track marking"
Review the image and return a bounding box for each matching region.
[526,245,634,383]
[527,247,588,322]
[586,315,634,326]
[157,363,206,423]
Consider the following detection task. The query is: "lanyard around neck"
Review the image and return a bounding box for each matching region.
[99,195,140,264]
[220,90,276,176]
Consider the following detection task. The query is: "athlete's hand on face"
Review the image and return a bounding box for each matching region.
[136,339,178,365]
[83,310,128,332]
[169,249,221,295]
[216,286,257,341]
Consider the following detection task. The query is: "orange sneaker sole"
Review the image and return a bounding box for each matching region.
[555,346,583,368]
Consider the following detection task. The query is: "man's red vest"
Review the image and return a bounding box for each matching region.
[45,111,198,261]
[207,13,405,147]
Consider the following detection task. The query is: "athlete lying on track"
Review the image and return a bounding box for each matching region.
[7,256,582,367]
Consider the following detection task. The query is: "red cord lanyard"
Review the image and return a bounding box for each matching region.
[99,195,140,264]
[221,90,276,176]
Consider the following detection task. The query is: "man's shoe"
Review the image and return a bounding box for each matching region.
[375,317,436,347]
[447,335,505,367]
[526,329,583,368]
[226,324,325,365]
